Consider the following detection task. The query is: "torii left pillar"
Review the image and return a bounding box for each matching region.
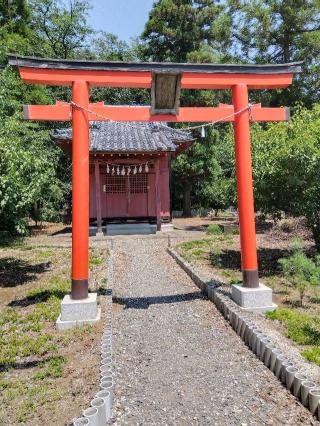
[56,81,100,330]
[72,81,89,299]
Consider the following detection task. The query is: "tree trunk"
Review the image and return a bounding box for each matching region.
[182,180,192,217]
[300,291,304,308]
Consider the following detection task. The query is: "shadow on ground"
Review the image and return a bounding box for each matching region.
[51,226,72,236]
[212,247,291,277]
[113,291,204,309]
[8,288,66,307]
[0,257,51,287]
[0,356,61,372]
[255,221,274,234]
[174,225,207,232]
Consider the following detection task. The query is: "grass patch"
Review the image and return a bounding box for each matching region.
[177,239,213,263]
[267,308,320,366]
[0,237,25,249]
[0,334,57,368]
[177,235,233,266]
[301,347,320,366]
[221,269,240,282]
[57,324,94,346]
[37,250,55,258]
[0,275,70,368]
[89,255,104,267]
[179,239,212,251]
[206,224,223,235]
[209,247,222,267]
[8,381,62,423]
[34,356,66,380]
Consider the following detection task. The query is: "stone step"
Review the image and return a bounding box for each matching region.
[106,223,157,236]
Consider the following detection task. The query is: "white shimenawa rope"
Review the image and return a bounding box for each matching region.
[70,101,252,134]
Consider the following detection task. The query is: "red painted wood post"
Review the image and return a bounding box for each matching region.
[155,159,161,231]
[71,80,90,299]
[232,84,259,288]
[94,161,103,233]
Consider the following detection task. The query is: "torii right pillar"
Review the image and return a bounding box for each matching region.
[231,84,276,312]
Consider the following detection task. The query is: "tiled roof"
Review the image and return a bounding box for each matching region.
[53,121,193,152]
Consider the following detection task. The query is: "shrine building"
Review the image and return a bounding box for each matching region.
[53,121,193,234]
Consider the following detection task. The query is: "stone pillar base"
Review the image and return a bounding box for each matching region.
[231,283,277,313]
[56,293,101,330]
[161,223,174,232]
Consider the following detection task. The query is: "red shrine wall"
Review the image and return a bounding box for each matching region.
[89,154,171,223]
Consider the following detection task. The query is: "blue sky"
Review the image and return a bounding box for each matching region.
[88,0,155,42]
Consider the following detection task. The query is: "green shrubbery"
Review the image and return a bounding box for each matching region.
[279,239,320,306]
[0,70,66,236]
[251,105,320,249]
[206,224,223,235]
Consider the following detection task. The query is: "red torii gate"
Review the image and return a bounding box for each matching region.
[9,55,301,304]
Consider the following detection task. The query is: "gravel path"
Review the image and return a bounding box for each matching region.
[111,237,318,426]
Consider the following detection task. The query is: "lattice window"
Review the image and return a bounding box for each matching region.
[129,174,148,193]
[105,175,126,193]
[104,173,148,194]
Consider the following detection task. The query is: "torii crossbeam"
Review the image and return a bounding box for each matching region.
[9,55,301,312]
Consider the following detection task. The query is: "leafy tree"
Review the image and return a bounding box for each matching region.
[30,0,92,58]
[219,104,320,249]
[83,32,133,61]
[1,0,153,236]
[0,0,74,234]
[251,104,320,248]
[0,114,65,234]
[84,33,150,106]
[141,0,224,62]
[172,128,222,216]
[0,0,35,63]
[209,124,237,210]
[0,0,30,34]
[222,0,320,106]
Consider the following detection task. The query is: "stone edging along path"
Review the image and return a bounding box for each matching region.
[72,241,114,426]
[168,247,320,421]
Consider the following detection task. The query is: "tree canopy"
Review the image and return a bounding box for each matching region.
[222,0,320,106]
[0,0,94,235]
[141,0,224,62]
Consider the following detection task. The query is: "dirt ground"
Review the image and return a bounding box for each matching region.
[173,215,235,231]
[0,223,108,426]
[174,216,317,311]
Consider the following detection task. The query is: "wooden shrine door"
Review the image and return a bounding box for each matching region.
[105,173,150,219]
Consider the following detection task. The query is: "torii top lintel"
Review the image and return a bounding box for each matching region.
[8,54,302,89]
